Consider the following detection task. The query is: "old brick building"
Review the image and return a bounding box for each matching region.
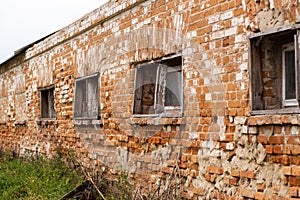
[0,0,300,198]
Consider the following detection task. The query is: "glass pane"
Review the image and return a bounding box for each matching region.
[87,75,99,118]
[133,63,158,114]
[74,79,86,118]
[285,50,296,99]
[165,69,182,106]
[49,88,56,118]
[155,64,167,113]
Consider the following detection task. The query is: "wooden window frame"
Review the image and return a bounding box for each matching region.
[249,25,300,115]
[40,86,56,119]
[74,73,100,120]
[133,56,183,117]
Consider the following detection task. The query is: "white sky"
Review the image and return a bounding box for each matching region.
[0,0,108,63]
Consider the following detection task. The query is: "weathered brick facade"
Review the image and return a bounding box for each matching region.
[0,0,300,198]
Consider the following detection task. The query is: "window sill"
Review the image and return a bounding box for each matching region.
[36,119,57,126]
[14,120,26,126]
[130,115,183,125]
[248,114,300,126]
[251,108,300,115]
[0,121,6,126]
[74,119,103,126]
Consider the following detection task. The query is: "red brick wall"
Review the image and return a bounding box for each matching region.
[0,0,300,198]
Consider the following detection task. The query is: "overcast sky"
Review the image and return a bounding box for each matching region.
[0,0,107,63]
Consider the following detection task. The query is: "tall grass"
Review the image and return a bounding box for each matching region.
[0,152,84,200]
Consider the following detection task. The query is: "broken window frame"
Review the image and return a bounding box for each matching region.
[74,73,100,120]
[40,86,56,119]
[249,24,300,115]
[133,56,183,117]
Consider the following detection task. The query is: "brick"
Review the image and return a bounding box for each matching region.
[273,145,283,154]
[292,166,300,176]
[290,177,300,186]
[255,116,266,125]
[223,176,230,184]
[189,155,198,163]
[274,126,282,134]
[210,174,217,183]
[207,165,224,175]
[189,186,206,195]
[224,133,234,141]
[269,136,285,144]
[248,117,257,125]
[282,115,291,124]
[272,185,281,194]
[283,146,292,154]
[181,154,188,162]
[289,187,298,197]
[254,192,266,200]
[240,170,255,179]
[291,145,300,155]
[265,145,273,154]
[257,183,266,191]
[229,177,239,185]
[205,173,211,182]
[258,136,268,144]
[290,156,300,165]
[190,170,199,178]
[231,169,240,177]
[216,192,225,199]
[240,189,254,198]
[180,191,191,199]
[272,155,289,165]
[287,136,300,145]
[189,163,199,170]
[272,115,283,124]
[282,166,292,175]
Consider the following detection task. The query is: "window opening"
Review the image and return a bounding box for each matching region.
[41,87,56,119]
[282,43,297,106]
[133,56,182,115]
[74,74,100,119]
[250,28,300,114]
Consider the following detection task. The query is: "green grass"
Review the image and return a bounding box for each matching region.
[0,153,84,200]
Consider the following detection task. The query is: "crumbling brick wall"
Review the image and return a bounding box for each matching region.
[0,0,299,198]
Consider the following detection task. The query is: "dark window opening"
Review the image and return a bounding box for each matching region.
[133,56,183,115]
[250,29,300,113]
[165,68,182,106]
[283,47,296,101]
[41,87,56,119]
[74,74,100,119]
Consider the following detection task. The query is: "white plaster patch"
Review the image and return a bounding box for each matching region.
[291,126,299,135]
[236,72,243,81]
[204,77,210,84]
[189,132,199,139]
[226,142,234,150]
[220,11,233,21]
[205,93,212,101]
[191,88,196,94]
[224,26,237,37]
[208,14,219,24]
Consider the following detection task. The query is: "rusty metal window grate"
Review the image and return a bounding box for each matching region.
[40,86,56,119]
[74,74,100,119]
[249,27,300,114]
[133,56,182,116]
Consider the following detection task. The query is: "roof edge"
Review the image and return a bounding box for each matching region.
[0,32,57,66]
